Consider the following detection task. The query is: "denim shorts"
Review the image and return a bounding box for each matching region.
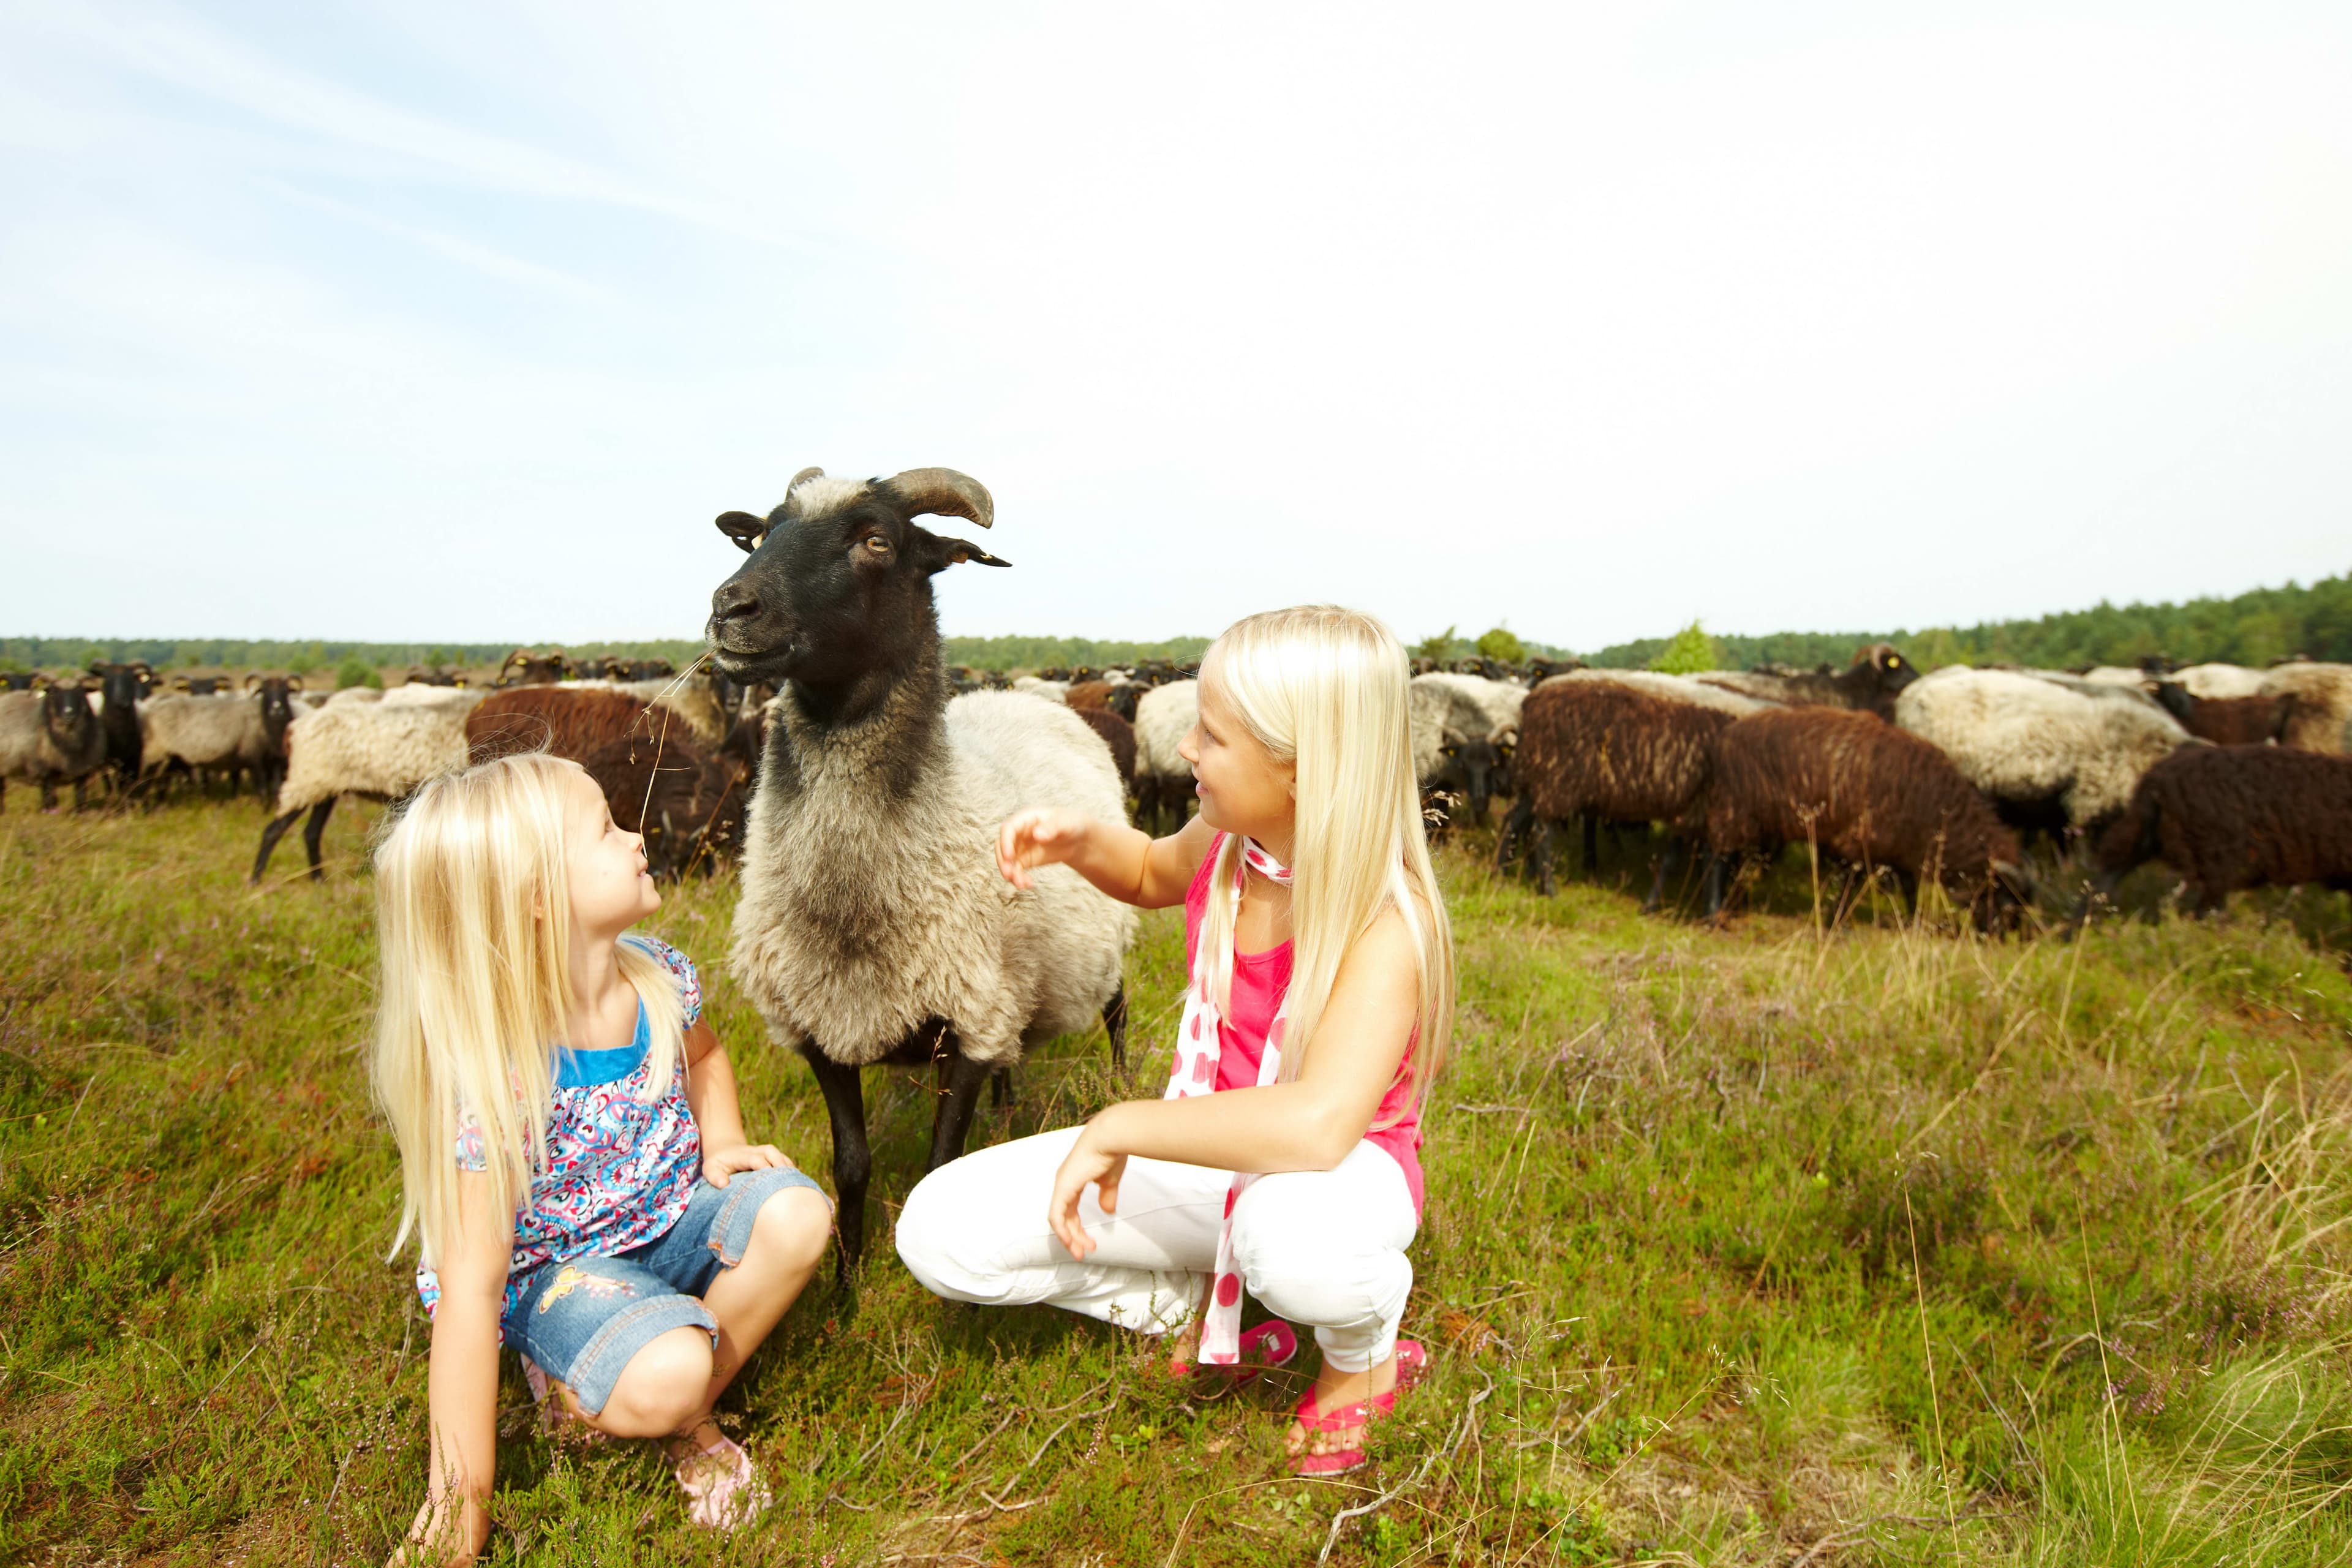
[503,1166,828,1415]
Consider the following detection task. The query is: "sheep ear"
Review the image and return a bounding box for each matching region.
[919,530,1011,573]
[716,510,769,555]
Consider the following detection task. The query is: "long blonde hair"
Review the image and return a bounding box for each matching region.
[371,752,683,1270]
[1196,605,1455,1118]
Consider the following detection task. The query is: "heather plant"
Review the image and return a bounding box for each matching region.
[3,802,2350,1562]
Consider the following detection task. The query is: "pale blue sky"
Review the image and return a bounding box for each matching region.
[3,2,2348,648]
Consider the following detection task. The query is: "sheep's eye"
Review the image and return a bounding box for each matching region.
[862,535,891,555]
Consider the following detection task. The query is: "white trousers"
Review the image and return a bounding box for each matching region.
[895,1127,1418,1372]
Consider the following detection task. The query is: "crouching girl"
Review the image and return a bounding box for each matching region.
[896,605,1454,1475]
[372,753,834,1562]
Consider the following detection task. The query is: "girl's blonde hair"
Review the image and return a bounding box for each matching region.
[371,752,682,1270]
[1196,605,1454,1117]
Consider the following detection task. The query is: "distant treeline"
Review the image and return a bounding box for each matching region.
[10,569,2346,676]
[1585,570,2352,672]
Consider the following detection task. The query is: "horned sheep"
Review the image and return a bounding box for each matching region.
[1408,672,1526,827]
[1692,643,1918,718]
[706,465,1135,1272]
[0,681,107,812]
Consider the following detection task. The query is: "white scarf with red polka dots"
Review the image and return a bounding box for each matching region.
[1162,835,1292,1365]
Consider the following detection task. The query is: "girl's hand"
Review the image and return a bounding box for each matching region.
[1047,1123,1128,1261]
[386,1491,488,1567]
[703,1140,794,1188]
[997,808,1095,889]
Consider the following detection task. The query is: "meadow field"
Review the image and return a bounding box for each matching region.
[4,799,2351,1566]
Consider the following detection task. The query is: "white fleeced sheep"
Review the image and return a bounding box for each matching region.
[1894,665,2193,837]
[1131,677,1199,834]
[2174,663,2267,699]
[2259,662,2352,754]
[1011,675,1069,704]
[251,686,484,881]
[138,693,271,791]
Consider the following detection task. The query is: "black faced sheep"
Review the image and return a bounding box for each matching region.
[1694,643,1918,718]
[2152,682,2287,747]
[251,686,484,882]
[0,680,107,811]
[1705,707,2029,931]
[1408,673,1526,829]
[706,465,1135,1273]
[1131,677,1199,835]
[86,661,156,786]
[2084,745,2352,917]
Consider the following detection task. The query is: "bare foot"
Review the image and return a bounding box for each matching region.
[1285,1349,1400,1459]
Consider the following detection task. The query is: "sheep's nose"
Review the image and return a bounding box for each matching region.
[710,579,761,625]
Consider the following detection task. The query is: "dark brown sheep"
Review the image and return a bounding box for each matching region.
[1706,707,2026,929]
[2087,745,2352,914]
[1072,705,1136,790]
[1065,677,1137,723]
[2152,682,2288,747]
[466,687,653,764]
[1496,674,1748,902]
[582,733,748,878]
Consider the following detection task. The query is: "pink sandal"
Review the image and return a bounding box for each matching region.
[662,1425,771,1531]
[1287,1339,1430,1478]
[1166,1319,1299,1385]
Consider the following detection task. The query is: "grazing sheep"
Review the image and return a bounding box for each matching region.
[1408,672,1526,827]
[582,731,748,879]
[138,679,303,799]
[2086,745,2352,915]
[466,687,657,763]
[1706,707,2027,930]
[1071,704,1136,790]
[2260,662,2352,755]
[1894,665,2192,850]
[1131,677,1199,835]
[251,687,483,881]
[0,681,107,811]
[2152,682,2288,746]
[2173,663,2266,699]
[1693,643,1918,718]
[1496,671,1766,900]
[706,464,1135,1272]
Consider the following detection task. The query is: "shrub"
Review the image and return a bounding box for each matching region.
[334,658,382,691]
[1649,620,1720,674]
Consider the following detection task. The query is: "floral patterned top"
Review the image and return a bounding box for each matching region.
[415,934,705,1327]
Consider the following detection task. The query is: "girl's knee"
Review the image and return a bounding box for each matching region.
[748,1184,833,1275]
[599,1325,713,1436]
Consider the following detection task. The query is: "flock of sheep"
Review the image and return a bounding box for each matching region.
[5,464,2351,1259]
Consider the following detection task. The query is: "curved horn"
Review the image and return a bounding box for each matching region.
[497,648,529,684]
[715,510,768,554]
[245,671,263,691]
[775,466,827,522]
[881,467,993,530]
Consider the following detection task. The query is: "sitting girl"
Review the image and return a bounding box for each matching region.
[373,753,834,1562]
[897,605,1453,1474]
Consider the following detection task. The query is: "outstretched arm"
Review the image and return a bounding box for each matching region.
[998,808,1216,909]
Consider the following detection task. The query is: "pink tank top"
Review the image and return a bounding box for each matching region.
[1182,837,1426,1216]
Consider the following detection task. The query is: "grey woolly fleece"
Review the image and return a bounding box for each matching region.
[731,684,1134,1069]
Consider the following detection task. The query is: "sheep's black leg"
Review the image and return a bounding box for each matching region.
[301,798,335,881]
[1705,850,1730,919]
[1531,818,1556,897]
[1897,869,1920,917]
[801,1047,872,1278]
[253,808,304,881]
[40,780,58,811]
[1101,984,1128,1071]
[1582,814,1600,875]
[927,1049,994,1172]
[1495,797,1532,875]
[1643,839,1680,914]
[990,1067,1013,1108]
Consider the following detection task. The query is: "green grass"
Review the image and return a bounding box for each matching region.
[5,798,2352,1564]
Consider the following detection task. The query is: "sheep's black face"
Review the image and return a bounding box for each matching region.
[256,680,298,744]
[42,685,95,748]
[707,483,1006,688]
